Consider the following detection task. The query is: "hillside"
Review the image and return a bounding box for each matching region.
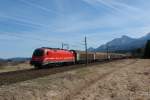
[90,33,150,52]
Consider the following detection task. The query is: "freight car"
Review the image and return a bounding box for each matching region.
[30,47,128,68]
[71,50,108,63]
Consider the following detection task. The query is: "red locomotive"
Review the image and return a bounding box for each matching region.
[30,47,75,68]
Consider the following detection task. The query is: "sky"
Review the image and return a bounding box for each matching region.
[0,0,150,58]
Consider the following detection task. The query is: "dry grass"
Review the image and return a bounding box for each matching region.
[0,61,33,73]
[73,59,150,100]
[0,59,149,100]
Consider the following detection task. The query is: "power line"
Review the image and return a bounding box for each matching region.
[0,33,84,50]
[2,32,86,46]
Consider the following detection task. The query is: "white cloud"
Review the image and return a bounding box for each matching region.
[19,0,65,17]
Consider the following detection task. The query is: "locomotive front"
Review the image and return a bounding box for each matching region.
[30,48,45,67]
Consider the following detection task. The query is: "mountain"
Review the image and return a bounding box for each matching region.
[88,47,95,52]
[7,57,30,62]
[0,58,4,61]
[140,32,150,40]
[92,33,150,52]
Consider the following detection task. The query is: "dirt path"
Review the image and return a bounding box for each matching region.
[0,59,149,100]
[72,59,150,100]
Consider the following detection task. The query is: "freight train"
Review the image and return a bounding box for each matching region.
[30,47,128,68]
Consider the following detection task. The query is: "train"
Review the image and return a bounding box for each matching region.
[30,47,129,68]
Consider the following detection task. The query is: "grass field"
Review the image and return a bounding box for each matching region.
[0,59,149,100]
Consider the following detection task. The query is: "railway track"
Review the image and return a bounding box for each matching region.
[0,59,127,86]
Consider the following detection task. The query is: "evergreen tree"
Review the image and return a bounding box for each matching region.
[144,40,150,58]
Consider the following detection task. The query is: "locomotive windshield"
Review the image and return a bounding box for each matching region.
[33,49,44,57]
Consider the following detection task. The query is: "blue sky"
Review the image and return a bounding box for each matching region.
[0,0,150,58]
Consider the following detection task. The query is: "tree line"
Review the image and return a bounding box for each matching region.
[132,40,150,58]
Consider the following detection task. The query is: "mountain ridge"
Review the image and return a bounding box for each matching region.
[89,33,150,52]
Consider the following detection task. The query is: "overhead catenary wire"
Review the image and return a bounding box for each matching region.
[1,33,57,43]
[0,33,85,50]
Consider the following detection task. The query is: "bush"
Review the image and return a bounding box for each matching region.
[144,40,150,58]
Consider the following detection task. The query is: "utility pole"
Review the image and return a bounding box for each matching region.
[62,43,64,49]
[85,36,88,65]
[62,43,69,50]
[64,44,69,50]
[106,44,109,60]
